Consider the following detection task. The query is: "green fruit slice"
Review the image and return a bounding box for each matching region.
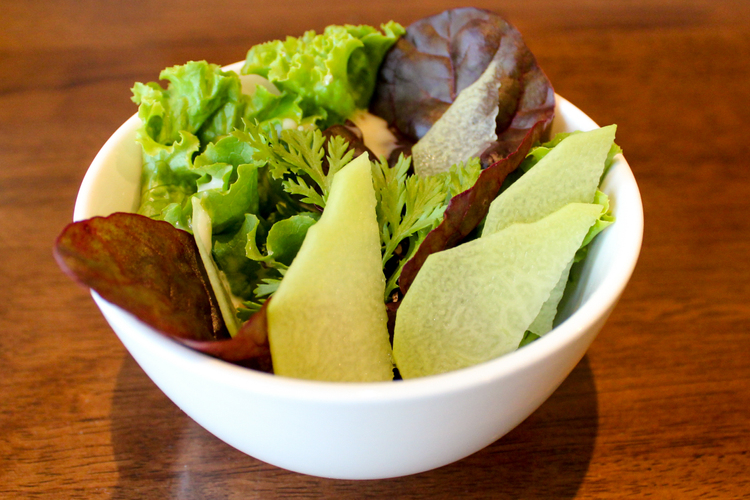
[267,154,394,382]
[393,203,601,379]
[482,125,616,235]
[482,125,616,336]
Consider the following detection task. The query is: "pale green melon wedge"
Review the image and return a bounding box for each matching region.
[482,125,616,236]
[526,259,574,335]
[267,154,394,382]
[393,203,601,379]
[411,53,503,177]
[482,125,616,336]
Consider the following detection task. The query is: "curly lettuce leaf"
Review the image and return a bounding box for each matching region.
[133,64,309,233]
[132,61,239,146]
[138,132,264,235]
[137,131,201,221]
[212,214,264,300]
[195,162,261,234]
[241,22,405,127]
[132,61,307,149]
[199,84,309,145]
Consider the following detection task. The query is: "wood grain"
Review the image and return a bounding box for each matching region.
[1,0,749,497]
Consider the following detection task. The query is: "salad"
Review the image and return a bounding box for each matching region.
[55,8,620,381]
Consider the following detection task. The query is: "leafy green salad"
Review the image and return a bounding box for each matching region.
[55,8,621,381]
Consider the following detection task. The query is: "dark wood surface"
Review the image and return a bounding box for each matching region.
[2,0,749,497]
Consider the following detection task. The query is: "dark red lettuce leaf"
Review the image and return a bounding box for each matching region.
[398,121,546,295]
[54,213,272,369]
[54,212,228,341]
[370,7,555,157]
[181,300,271,371]
[322,122,376,174]
[323,122,374,160]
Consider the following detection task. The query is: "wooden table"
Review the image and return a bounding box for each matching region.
[2,0,749,497]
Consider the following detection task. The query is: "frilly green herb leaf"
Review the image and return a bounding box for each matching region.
[255,269,286,298]
[372,154,483,298]
[443,157,483,200]
[235,121,355,208]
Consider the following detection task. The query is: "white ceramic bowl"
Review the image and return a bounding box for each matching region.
[73,87,643,479]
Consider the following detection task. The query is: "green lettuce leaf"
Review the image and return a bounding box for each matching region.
[133,62,311,233]
[160,201,193,232]
[137,131,201,220]
[132,61,308,147]
[132,61,242,146]
[196,162,261,234]
[139,132,265,234]
[213,212,317,311]
[574,189,615,262]
[241,22,405,127]
[261,214,318,266]
[212,214,264,300]
[519,331,540,348]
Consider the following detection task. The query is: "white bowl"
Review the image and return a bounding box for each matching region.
[73,88,643,479]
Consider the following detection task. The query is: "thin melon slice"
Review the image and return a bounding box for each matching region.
[411,52,504,177]
[482,125,616,336]
[482,125,616,235]
[526,259,574,335]
[393,202,601,379]
[267,154,394,382]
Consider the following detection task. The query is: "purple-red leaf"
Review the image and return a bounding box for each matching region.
[322,122,375,161]
[181,300,272,371]
[54,212,228,342]
[398,121,546,295]
[370,7,555,158]
[54,212,273,368]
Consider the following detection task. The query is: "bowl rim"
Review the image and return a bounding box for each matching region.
[76,75,644,403]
